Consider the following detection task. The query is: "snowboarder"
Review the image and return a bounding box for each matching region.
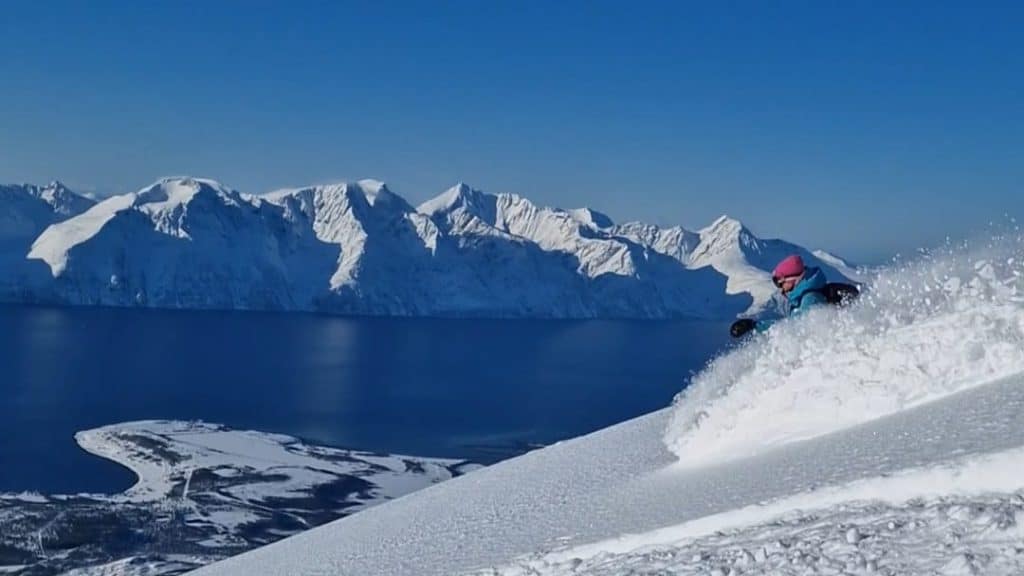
[730,254,852,338]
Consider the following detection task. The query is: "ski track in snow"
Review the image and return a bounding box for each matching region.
[479,445,1024,575]
[477,493,1024,576]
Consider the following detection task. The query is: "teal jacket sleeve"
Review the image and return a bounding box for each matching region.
[793,291,828,315]
[755,291,828,332]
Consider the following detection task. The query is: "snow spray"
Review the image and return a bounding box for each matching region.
[665,231,1024,466]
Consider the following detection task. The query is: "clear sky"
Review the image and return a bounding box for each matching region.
[1,1,1021,262]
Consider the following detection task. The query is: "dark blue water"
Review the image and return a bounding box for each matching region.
[0,305,731,494]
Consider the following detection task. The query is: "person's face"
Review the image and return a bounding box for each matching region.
[773,274,801,295]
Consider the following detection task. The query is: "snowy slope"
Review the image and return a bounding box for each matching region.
[665,238,1024,467]
[812,248,862,279]
[189,235,1024,576]
[8,176,853,319]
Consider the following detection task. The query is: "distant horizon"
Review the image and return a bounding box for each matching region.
[4,2,1021,265]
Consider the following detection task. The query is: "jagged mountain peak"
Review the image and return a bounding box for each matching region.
[700,215,749,236]
[37,181,94,215]
[44,180,70,192]
[696,215,766,257]
[567,207,614,229]
[263,180,417,227]
[312,180,410,211]
[418,182,494,216]
[418,183,501,231]
[133,177,238,206]
[353,179,399,207]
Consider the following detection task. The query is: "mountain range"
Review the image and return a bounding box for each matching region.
[0,177,857,319]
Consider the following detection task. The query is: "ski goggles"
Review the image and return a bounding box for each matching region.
[772,275,799,288]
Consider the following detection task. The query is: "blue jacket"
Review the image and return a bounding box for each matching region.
[755,267,829,331]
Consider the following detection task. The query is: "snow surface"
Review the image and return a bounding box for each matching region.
[665,235,1024,467]
[30,193,135,276]
[76,420,476,512]
[190,235,1024,576]
[4,176,852,319]
[475,446,1024,575]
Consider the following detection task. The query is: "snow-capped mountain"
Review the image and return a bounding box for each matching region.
[28,177,331,309]
[3,180,95,218]
[2,176,855,318]
[0,181,95,297]
[607,220,701,265]
[419,185,858,316]
[418,183,749,318]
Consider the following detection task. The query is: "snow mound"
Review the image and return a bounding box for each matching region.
[665,233,1024,467]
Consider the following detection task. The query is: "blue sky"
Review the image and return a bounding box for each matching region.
[1,1,1021,262]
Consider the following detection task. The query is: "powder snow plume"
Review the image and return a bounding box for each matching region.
[665,231,1024,467]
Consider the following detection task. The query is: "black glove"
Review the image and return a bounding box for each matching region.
[730,318,756,338]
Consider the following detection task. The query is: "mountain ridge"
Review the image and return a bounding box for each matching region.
[0,176,858,319]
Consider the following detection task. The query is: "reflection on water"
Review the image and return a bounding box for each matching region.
[0,304,730,494]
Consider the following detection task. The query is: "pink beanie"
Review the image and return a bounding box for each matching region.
[773,254,805,279]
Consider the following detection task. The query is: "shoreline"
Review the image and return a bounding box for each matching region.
[0,420,482,575]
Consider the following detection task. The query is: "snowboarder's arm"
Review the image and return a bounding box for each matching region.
[730,318,757,338]
[792,291,828,315]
